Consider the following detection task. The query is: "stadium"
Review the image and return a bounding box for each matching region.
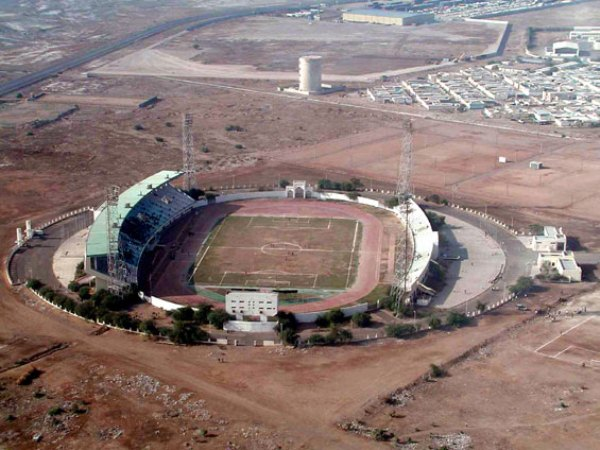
[81,170,437,323]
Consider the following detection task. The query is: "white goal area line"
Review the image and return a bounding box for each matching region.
[535,316,595,353]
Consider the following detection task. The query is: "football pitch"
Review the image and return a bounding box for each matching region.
[190,215,362,290]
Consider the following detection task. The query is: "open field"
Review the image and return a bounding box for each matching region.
[156,16,500,75]
[0,101,77,127]
[275,121,600,225]
[192,215,362,290]
[357,288,600,449]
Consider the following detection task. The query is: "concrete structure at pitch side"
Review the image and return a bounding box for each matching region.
[342,9,434,26]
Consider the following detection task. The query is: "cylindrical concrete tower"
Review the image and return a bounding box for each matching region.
[299,55,322,93]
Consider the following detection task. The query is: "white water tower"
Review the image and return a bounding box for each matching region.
[299,55,322,94]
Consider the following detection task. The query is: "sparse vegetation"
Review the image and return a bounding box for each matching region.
[429,363,447,378]
[225,124,244,132]
[351,312,372,328]
[385,323,417,338]
[207,309,232,329]
[318,177,364,192]
[446,311,470,328]
[509,276,534,295]
[385,197,399,208]
[428,316,442,329]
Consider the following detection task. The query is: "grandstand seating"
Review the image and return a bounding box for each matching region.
[118,184,194,282]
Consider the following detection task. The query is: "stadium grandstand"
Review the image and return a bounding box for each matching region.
[85,170,194,289]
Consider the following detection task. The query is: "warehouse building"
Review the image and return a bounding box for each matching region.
[342,9,434,26]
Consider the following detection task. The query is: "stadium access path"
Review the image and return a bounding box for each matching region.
[149,198,387,313]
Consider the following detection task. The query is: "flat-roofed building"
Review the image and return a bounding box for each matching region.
[534,251,582,282]
[530,226,567,252]
[342,8,434,26]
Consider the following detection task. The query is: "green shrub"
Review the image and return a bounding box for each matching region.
[326,308,345,325]
[26,279,43,290]
[307,333,327,345]
[280,328,298,346]
[385,323,417,338]
[315,315,329,328]
[78,286,91,300]
[67,281,80,292]
[428,316,442,329]
[193,304,213,324]
[279,179,291,188]
[385,197,399,208]
[169,321,208,345]
[75,301,97,320]
[447,311,470,328]
[429,363,447,378]
[47,406,64,416]
[276,311,298,332]
[171,306,195,322]
[351,312,371,328]
[509,276,534,295]
[207,309,231,329]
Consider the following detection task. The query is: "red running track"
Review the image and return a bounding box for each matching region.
[150,198,385,313]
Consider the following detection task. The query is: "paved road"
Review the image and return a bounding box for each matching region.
[0,1,332,97]
[429,205,536,313]
[431,213,505,309]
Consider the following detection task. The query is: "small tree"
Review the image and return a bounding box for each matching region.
[280,328,298,346]
[140,319,159,336]
[193,304,213,324]
[351,312,371,328]
[385,323,416,338]
[170,321,208,345]
[75,301,97,320]
[279,179,291,188]
[207,309,231,329]
[68,281,80,293]
[326,308,345,325]
[429,363,447,378]
[315,315,329,328]
[385,197,399,208]
[307,333,327,346]
[171,306,195,322]
[26,279,43,290]
[78,286,91,300]
[509,276,534,295]
[429,316,442,329]
[447,311,470,328]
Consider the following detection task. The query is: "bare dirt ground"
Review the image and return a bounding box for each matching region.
[357,288,600,449]
[157,16,499,75]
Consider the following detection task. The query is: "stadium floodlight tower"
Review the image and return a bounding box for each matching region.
[182,113,195,192]
[392,120,414,315]
[106,185,123,295]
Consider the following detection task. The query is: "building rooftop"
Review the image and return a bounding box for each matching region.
[86,170,183,257]
[345,8,425,18]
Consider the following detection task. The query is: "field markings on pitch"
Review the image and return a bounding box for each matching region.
[534,316,594,353]
[189,220,226,282]
[345,220,360,288]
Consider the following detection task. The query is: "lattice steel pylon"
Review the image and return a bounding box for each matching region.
[106,185,122,295]
[392,120,414,314]
[182,113,195,192]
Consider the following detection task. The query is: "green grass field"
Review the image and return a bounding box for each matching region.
[191,215,362,290]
